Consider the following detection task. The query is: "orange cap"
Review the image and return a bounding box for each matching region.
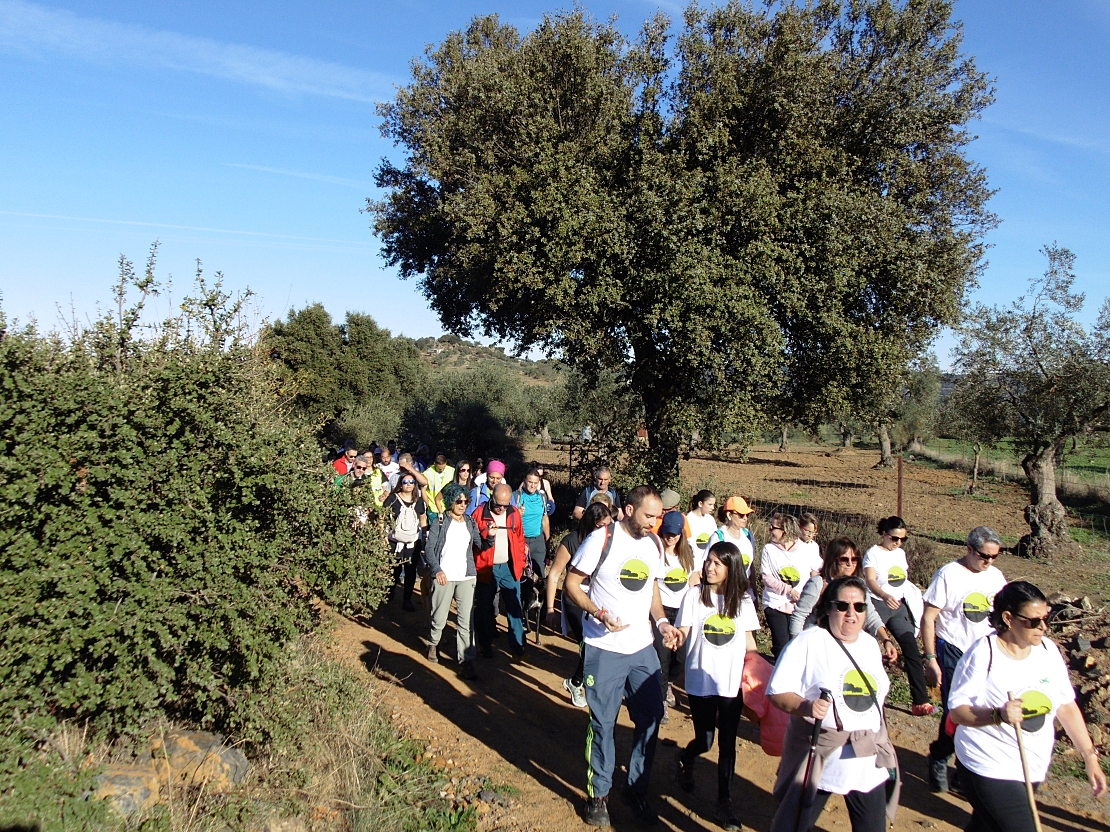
[725,496,754,515]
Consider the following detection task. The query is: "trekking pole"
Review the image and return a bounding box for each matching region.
[1007,691,1044,832]
[793,688,833,832]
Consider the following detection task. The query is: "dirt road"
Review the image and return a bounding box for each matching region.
[327,597,1108,832]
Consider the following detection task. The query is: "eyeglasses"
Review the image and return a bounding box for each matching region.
[492,502,511,511]
[401,479,415,485]
[353,465,369,471]
[458,468,470,473]
[973,548,999,561]
[837,556,859,564]
[887,534,908,543]
[769,525,784,532]
[453,497,468,505]
[1013,612,1050,630]
[833,601,868,613]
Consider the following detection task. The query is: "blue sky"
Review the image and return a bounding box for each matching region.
[2,0,1107,361]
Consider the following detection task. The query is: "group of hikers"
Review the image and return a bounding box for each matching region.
[333,442,1108,832]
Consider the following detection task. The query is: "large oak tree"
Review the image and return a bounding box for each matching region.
[370,0,995,483]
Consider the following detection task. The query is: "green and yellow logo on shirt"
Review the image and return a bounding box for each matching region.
[619,558,651,592]
[842,669,879,713]
[663,567,689,592]
[962,592,991,623]
[1019,690,1053,733]
[887,566,907,587]
[703,614,736,647]
[696,532,711,546]
[779,565,801,587]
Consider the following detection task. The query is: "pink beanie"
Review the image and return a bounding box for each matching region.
[486,459,506,475]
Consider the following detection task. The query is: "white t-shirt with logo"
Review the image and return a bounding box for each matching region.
[761,543,809,612]
[677,589,755,697]
[769,627,891,795]
[699,527,755,579]
[863,544,911,601]
[796,539,824,575]
[686,512,718,550]
[439,519,474,582]
[658,549,693,610]
[923,562,1007,652]
[571,522,663,656]
[950,635,1074,782]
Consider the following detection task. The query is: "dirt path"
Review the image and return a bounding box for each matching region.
[326,597,1109,832]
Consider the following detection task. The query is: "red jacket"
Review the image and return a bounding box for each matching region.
[472,503,527,582]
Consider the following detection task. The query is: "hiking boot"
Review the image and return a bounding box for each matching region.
[913,703,937,716]
[583,795,610,827]
[460,660,478,681]
[426,643,438,664]
[676,752,695,792]
[927,754,949,793]
[563,677,587,708]
[664,683,676,707]
[716,799,742,832]
[620,787,658,826]
[402,599,416,612]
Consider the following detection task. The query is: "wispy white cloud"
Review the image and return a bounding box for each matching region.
[224,163,372,189]
[983,118,1110,156]
[0,0,395,103]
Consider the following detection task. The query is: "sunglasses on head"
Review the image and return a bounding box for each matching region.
[833,601,868,613]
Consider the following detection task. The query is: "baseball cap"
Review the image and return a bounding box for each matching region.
[659,488,681,510]
[725,496,755,515]
[659,511,685,536]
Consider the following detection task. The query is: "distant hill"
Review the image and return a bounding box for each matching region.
[413,335,565,386]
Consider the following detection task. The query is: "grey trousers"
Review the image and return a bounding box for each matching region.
[429,577,477,662]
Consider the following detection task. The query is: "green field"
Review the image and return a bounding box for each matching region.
[927,437,1110,489]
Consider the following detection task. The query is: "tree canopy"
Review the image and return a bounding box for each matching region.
[371,0,995,482]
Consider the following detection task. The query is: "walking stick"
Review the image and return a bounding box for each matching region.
[1008,690,1045,832]
[793,688,833,832]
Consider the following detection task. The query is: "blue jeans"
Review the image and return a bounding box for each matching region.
[583,643,664,799]
[929,639,964,761]
[475,562,523,650]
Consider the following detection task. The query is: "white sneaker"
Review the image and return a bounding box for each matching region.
[563,677,587,708]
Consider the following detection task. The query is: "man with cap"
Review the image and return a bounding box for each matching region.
[572,466,621,521]
[651,488,692,537]
[472,482,528,659]
[467,459,506,513]
[563,485,684,827]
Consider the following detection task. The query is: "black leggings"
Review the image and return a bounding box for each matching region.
[653,606,687,691]
[765,608,792,660]
[956,759,1038,832]
[809,781,888,832]
[392,543,418,601]
[875,601,929,705]
[681,693,744,801]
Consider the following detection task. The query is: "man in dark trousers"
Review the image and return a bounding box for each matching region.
[472,482,527,659]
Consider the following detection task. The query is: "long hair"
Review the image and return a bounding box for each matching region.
[577,502,612,540]
[989,580,1046,633]
[820,538,861,582]
[689,489,715,513]
[452,459,472,489]
[772,512,801,547]
[698,541,748,620]
[816,575,868,631]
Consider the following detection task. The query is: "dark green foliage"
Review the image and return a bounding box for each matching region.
[0,262,391,741]
[371,0,996,483]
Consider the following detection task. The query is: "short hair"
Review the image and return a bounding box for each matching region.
[435,453,448,463]
[626,484,661,510]
[989,580,1046,632]
[441,483,468,507]
[398,452,414,464]
[525,468,542,480]
[588,492,613,508]
[378,447,392,459]
[877,516,907,535]
[816,575,869,631]
[355,453,373,466]
[342,439,356,450]
[820,538,860,582]
[594,466,612,478]
[800,512,819,530]
[968,525,1002,551]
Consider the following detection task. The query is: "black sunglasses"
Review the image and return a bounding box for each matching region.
[1013,612,1050,629]
[833,601,868,613]
[492,502,511,510]
[973,548,999,561]
[887,534,908,543]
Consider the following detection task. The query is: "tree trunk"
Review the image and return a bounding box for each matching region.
[840,423,854,448]
[778,424,789,452]
[538,424,551,449]
[1019,439,1080,561]
[641,397,681,489]
[970,443,982,495]
[875,424,894,468]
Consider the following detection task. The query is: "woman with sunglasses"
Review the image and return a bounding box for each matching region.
[655,511,697,722]
[768,576,899,832]
[761,513,821,660]
[863,516,932,715]
[788,538,898,662]
[675,541,760,831]
[383,473,429,611]
[452,459,474,494]
[424,483,484,680]
[920,526,1008,793]
[949,581,1107,831]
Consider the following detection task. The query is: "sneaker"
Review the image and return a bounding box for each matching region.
[426,644,438,664]
[927,754,948,793]
[583,796,610,827]
[620,787,658,826]
[563,678,587,708]
[460,660,478,681]
[402,599,416,612]
[664,683,676,707]
[660,704,670,725]
[716,800,742,832]
[913,703,937,716]
[676,753,695,793]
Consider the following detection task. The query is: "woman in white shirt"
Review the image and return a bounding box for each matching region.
[768,576,899,832]
[863,516,932,715]
[761,513,816,660]
[655,511,696,719]
[675,540,759,831]
[949,581,1107,831]
[699,495,756,584]
[685,489,718,550]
